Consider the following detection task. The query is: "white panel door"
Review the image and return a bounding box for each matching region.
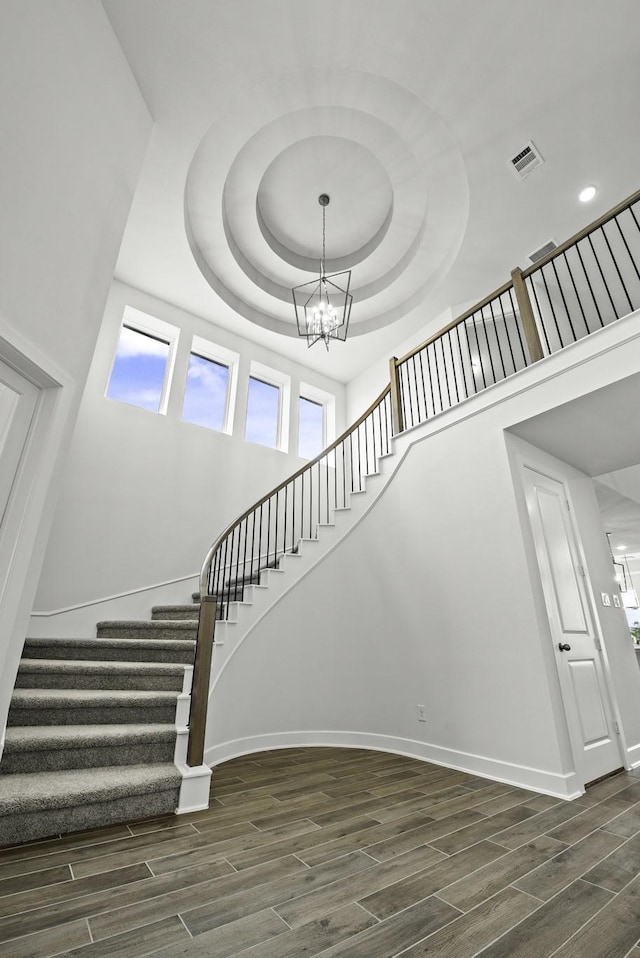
[0,359,39,530]
[523,466,622,787]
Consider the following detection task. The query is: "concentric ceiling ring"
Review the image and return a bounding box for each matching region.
[185,68,469,337]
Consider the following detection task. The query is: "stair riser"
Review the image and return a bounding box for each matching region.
[0,786,180,848]
[14,673,184,692]
[97,626,197,642]
[7,704,178,727]
[151,609,200,621]
[0,739,175,775]
[22,643,195,664]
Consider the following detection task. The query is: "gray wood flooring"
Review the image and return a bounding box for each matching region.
[1,747,640,957]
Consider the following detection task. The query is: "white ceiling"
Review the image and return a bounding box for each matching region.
[102,0,640,384]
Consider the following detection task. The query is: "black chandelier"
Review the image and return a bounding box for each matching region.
[292,194,352,350]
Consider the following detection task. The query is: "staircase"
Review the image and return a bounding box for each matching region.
[0,601,201,847]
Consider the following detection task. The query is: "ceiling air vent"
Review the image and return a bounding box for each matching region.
[528,239,557,264]
[510,141,544,180]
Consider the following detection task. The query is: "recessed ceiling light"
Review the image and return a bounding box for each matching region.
[617,544,626,550]
[579,185,597,203]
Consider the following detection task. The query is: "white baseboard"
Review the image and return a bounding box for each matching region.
[625,741,640,769]
[204,730,582,800]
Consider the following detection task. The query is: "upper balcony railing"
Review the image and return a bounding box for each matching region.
[187,186,640,768]
[391,187,640,433]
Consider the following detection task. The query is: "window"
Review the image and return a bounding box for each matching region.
[244,361,291,451]
[298,396,324,459]
[245,376,280,449]
[182,353,229,431]
[105,308,178,413]
[298,382,335,458]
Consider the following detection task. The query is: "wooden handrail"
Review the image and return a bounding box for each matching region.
[396,280,514,367]
[395,187,640,370]
[199,383,392,597]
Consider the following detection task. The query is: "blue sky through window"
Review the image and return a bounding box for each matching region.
[298,396,324,459]
[106,325,170,412]
[245,376,279,448]
[182,353,229,431]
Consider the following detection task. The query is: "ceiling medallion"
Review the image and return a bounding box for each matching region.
[292,194,352,350]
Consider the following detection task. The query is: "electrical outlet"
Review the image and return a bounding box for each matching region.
[416,704,426,722]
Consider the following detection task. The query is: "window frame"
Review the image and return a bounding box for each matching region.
[105,306,179,415]
[245,361,291,452]
[298,381,335,459]
[182,335,239,435]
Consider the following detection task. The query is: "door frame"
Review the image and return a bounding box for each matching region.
[0,321,77,753]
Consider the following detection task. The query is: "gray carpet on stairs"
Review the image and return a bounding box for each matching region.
[0,602,201,847]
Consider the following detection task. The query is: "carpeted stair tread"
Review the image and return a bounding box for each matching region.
[17,659,186,676]
[96,621,198,642]
[0,763,181,815]
[152,605,200,613]
[97,619,198,629]
[22,637,195,663]
[3,723,176,752]
[9,688,179,708]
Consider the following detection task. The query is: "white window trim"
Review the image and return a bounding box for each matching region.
[186,334,239,435]
[246,360,291,453]
[299,381,336,456]
[106,305,180,415]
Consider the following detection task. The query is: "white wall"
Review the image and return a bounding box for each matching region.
[0,2,152,738]
[31,281,346,630]
[206,311,640,796]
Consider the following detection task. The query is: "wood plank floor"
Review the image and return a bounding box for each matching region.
[1,748,640,957]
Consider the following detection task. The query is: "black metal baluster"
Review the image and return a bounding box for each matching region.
[241,517,248,595]
[406,357,416,427]
[540,265,564,349]
[478,305,497,384]
[550,256,577,343]
[416,348,426,421]
[454,322,469,398]
[437,338,451,408]
[469,313,486,390]
[588,232,618,319]
[575,240,603,330]
[446,330,460,403]
[488,298,507,380]
[426,343,441,412]
[498,293,516,374]
[601,221,633,313]
[220,536,228,617]
[563,249,589,336]
[342,438,346,505]
[614,215,640,285]
[424,345,435,415]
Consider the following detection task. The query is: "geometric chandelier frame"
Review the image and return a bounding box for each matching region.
[292,194,352,350]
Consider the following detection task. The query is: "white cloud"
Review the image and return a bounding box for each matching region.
[116,326,169,359]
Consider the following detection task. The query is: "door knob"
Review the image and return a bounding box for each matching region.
[558,643,571,652]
